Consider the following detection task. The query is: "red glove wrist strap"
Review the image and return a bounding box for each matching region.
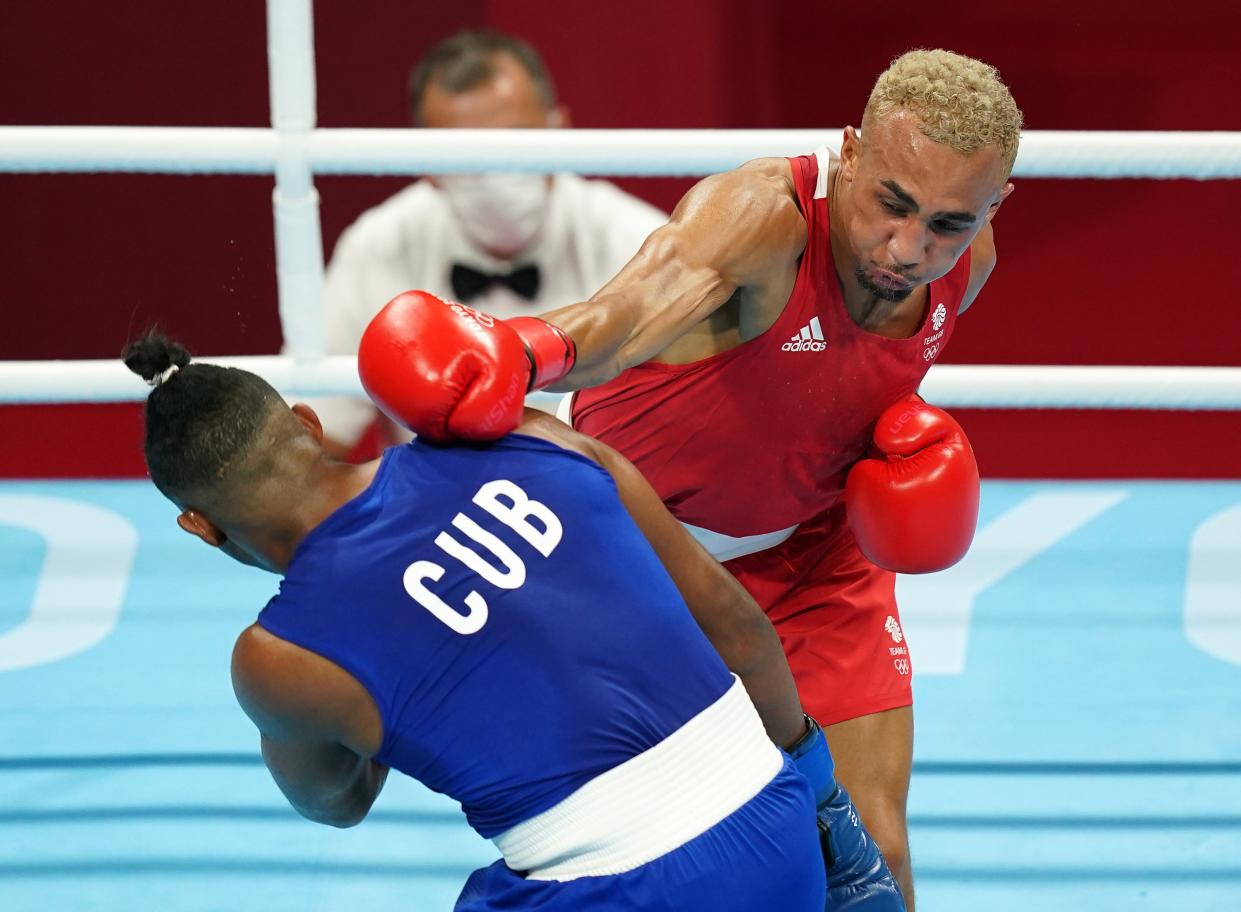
[507,317,578,391]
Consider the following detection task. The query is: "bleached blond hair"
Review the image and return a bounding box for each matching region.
[864,49,1023,177]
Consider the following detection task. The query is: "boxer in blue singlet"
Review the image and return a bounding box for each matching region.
[123,330,898,911]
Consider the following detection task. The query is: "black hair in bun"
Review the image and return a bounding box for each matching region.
[123,329,192,386]
[121,328,284,500]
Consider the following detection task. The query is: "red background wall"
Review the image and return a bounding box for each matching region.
[1,0,1238,478]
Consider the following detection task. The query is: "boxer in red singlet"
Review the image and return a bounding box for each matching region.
[357,50,1022,909]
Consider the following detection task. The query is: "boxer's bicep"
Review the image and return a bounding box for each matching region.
[232,625,388,826]
[541,165,806,388]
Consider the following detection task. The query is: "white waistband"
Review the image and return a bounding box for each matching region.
[681,521,800,561]
[492,675,782,881]
[556,391,799,562]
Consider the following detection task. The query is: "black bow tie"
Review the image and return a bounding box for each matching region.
[450,263,541,303]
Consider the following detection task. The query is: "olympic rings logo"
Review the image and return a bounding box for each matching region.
[922,344,940,362]
[893,658,911,676]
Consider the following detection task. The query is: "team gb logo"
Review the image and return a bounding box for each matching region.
[932,302,947,331]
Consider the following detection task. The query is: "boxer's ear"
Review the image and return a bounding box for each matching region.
[291,403,324,444]
[839,126,861,182]
[986,182,1015,222]
[178,509,223,547]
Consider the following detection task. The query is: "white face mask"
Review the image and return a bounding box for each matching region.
[437,172,551,260]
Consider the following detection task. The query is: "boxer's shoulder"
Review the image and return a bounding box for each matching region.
[725,158,802,224]
[961,222,998,313]
[677,161,807,280]
[231,622,383,754]
[675,158,799,226]
[515,409,603,465]
[737,156,799,193]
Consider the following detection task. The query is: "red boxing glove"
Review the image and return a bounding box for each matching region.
[357,291,576,442]
[845,396,980,573]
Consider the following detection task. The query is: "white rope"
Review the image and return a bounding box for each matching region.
[5,5,1237,409]
[917,365,1241,410]
[2,127,1240,179]
[4,359,1240,410]
[0,357,363,404]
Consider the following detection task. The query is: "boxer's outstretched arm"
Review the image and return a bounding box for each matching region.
[539,160,807,389]
[522,412,807,749]
[356,160,805,442]
[232,624,389,828]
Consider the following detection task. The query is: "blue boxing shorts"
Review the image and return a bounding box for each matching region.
[455,678,824,911]
[454,757,823,911]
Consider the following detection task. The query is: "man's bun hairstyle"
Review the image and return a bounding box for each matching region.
[122,329,284,500]
[123,329,192,387]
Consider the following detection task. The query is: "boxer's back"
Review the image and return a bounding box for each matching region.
[571,148,972,547]
[256,434,733,838]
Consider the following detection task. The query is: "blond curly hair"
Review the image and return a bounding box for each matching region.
[864,49,1023,177]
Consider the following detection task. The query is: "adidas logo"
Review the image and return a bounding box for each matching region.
[781,316,827,352]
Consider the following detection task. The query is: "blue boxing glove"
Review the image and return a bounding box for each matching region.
[787,716,906,911]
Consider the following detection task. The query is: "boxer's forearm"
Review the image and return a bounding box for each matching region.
[706,605,809,750]
[540,256,735,391]
[539,292,642,391]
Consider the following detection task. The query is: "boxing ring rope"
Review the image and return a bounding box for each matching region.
[4,359,1241,410]
[5,127,1241,179]
[3,0,1239,409]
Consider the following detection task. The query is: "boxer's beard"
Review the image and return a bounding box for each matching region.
[855,265,915,303]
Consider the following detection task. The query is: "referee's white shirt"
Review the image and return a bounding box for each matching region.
[308,174,667,444]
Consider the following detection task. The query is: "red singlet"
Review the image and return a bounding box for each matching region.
[569,148,973,723]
